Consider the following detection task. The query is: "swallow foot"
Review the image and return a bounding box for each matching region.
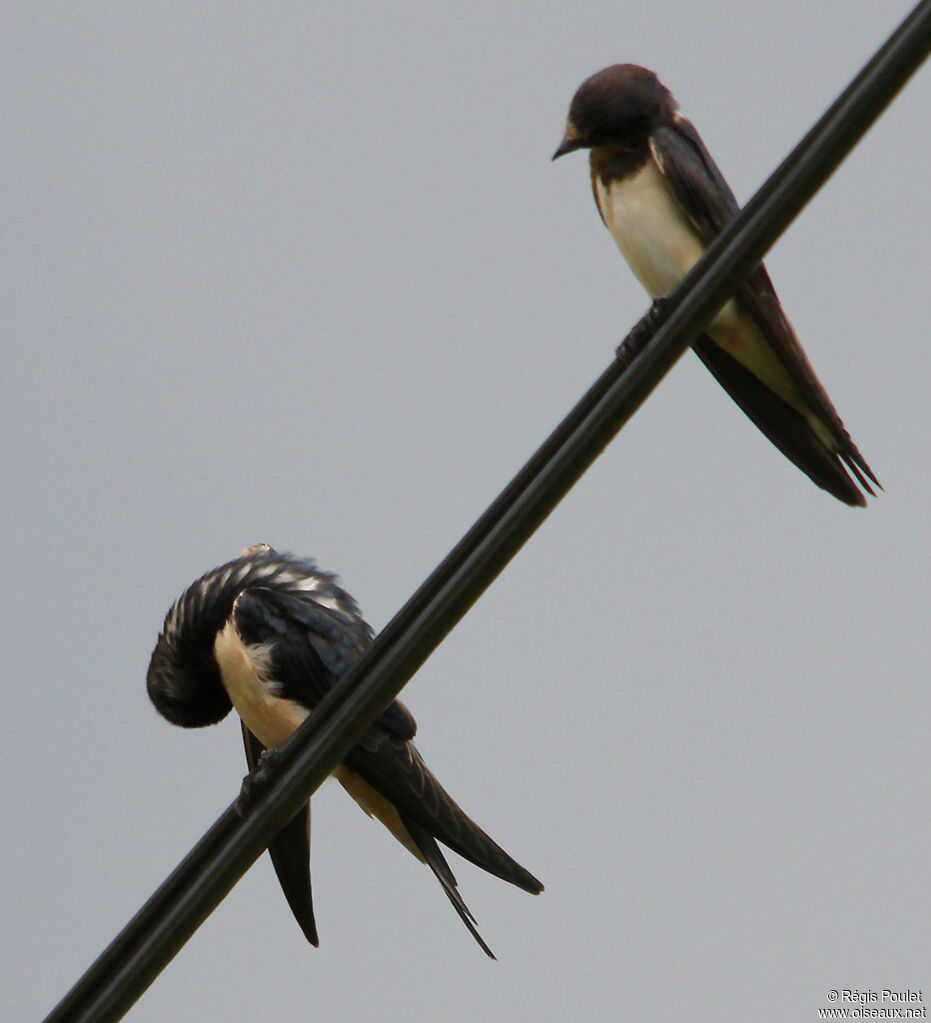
[617,297,670,367]
[235,747,284,819]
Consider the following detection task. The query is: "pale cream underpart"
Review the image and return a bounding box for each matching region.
[595,156,824,432]
[213,620,424,861]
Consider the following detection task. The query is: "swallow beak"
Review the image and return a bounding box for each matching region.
[552,134,583,160]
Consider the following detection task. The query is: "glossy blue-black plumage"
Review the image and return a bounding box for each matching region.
[147,546,541,956]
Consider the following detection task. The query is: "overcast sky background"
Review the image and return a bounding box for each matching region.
[4,4,929,1021]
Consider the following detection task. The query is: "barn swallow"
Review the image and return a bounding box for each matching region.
[146,544,542,957]
[553,64,879,505]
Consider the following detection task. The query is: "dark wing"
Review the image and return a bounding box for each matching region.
[231,585,412,944]
[691,342,876,503]
[233,587,541,893]
[650,119,740,237]
[233,581,542,951]
[241,723,318,946]
[344,730,543,896]
[649,121,878,502]
[232,586,416,737]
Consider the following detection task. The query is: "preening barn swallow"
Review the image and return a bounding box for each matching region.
[553,64,879,506]
[146,545,542,957]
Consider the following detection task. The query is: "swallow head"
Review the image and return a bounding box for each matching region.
[146,625,232,727]
[146,545,368,728]
[146,546,283,728]
[552,64,676,159]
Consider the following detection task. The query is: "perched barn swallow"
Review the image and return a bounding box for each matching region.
[146,544,542,957]
[553,64,879,506]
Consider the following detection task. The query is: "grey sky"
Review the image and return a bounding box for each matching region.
[3,3,929,1021]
